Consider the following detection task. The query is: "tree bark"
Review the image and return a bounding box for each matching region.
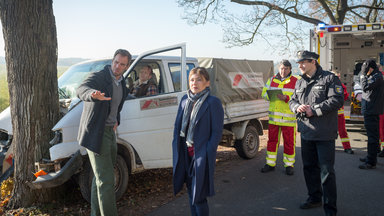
[0,0,59,207]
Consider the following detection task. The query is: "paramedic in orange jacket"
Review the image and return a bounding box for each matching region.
[261,60,298,175]
[334,71,354,154]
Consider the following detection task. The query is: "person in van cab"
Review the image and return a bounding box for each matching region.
[172,67,224,216]
[131,65,158,97]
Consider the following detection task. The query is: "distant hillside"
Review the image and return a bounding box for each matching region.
[0,57,89,67]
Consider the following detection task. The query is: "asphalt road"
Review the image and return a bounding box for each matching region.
[147,122,384,216]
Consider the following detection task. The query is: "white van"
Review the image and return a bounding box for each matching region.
[0,43,273,201]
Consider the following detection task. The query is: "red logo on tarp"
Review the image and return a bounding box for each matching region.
[233,74,249,86]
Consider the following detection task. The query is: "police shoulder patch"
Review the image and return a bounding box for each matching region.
[335,85,342,94]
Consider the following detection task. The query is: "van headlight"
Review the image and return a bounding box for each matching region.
[49,130,62,145]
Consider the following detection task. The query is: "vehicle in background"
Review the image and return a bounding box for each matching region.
[310,22,384,121]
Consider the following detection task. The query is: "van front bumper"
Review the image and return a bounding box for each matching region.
[29,150,83,189]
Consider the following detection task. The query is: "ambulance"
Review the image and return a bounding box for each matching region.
[310,22,384,121]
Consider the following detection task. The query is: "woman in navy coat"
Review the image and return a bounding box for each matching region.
[172,67,224,216]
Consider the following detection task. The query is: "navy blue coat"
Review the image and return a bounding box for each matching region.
[172,94,224,204]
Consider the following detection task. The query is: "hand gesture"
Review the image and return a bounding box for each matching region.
[91,91,111,101]
[277,93,287,101]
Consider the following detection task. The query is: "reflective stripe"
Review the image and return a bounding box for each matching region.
[266,160,276,166]
[269,117,296,124]
[282,88,295,93]
[268,86,294,94]
[341,138,350,142]
[269,87,280,90]
[338,110,344,114]
[293,104,299,112]
[269,111,295,118]
[262,92,268,98]
[284,161,294,166]
[267,154,277,159]
[284,156,295,161]
[315,108,323,116]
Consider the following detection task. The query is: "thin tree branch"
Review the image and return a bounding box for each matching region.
[230,0,324,24]
[348,4,384,10]
[316,0,337,24]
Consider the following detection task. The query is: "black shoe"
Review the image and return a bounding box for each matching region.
[299,200,322,209]
[378,149,384,157]
[261,164,275,173]
[358,163,376,169]
[344,148,354,154]
[359,157,367,162]
[285,166,294,175]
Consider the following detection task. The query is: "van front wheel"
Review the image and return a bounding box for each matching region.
[234,125,260,159]
[78,154,129,203]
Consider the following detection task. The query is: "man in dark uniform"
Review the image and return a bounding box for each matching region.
[357,59,384,169]
[289,50,344,216]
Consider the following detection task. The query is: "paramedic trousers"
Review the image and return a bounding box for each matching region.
[364,114,380,165]
[87,126,117,216]
[301,138,337,215]
[266,124,296,167]
[337,113,351,150]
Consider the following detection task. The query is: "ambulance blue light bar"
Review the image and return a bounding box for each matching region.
[316,23,384,33]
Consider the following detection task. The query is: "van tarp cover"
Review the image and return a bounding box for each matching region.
[197,58,274,104]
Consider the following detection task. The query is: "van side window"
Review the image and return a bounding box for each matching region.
[169,63,195,92]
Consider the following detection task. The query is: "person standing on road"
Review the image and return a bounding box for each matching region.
[289,50,344,216]
[172,67,224,216]
[77,49,131,216]
[378,64,384,157]
[357,59,384,169]
[333,71,354,154]
[260,60,298,175]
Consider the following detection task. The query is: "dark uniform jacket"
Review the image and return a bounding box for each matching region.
[289,67,344,140]
[76,65,128,154]
[358,69,384,115]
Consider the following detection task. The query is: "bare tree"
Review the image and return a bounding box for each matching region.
[0,0,60,207]
[177,0,384,55]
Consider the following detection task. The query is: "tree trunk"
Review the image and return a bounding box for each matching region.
[0,0,59,207]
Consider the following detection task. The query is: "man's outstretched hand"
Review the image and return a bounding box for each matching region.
[91,91,111,101]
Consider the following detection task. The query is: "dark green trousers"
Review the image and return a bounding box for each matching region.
[87,126,117,216]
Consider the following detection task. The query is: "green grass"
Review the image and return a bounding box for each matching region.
[0,66,69,112]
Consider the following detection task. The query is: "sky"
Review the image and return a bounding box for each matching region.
[0,0,311,62]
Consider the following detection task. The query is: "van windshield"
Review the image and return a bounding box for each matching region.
[58,59,111,99]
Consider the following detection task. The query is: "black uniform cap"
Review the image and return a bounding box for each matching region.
[296,50,319,62]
